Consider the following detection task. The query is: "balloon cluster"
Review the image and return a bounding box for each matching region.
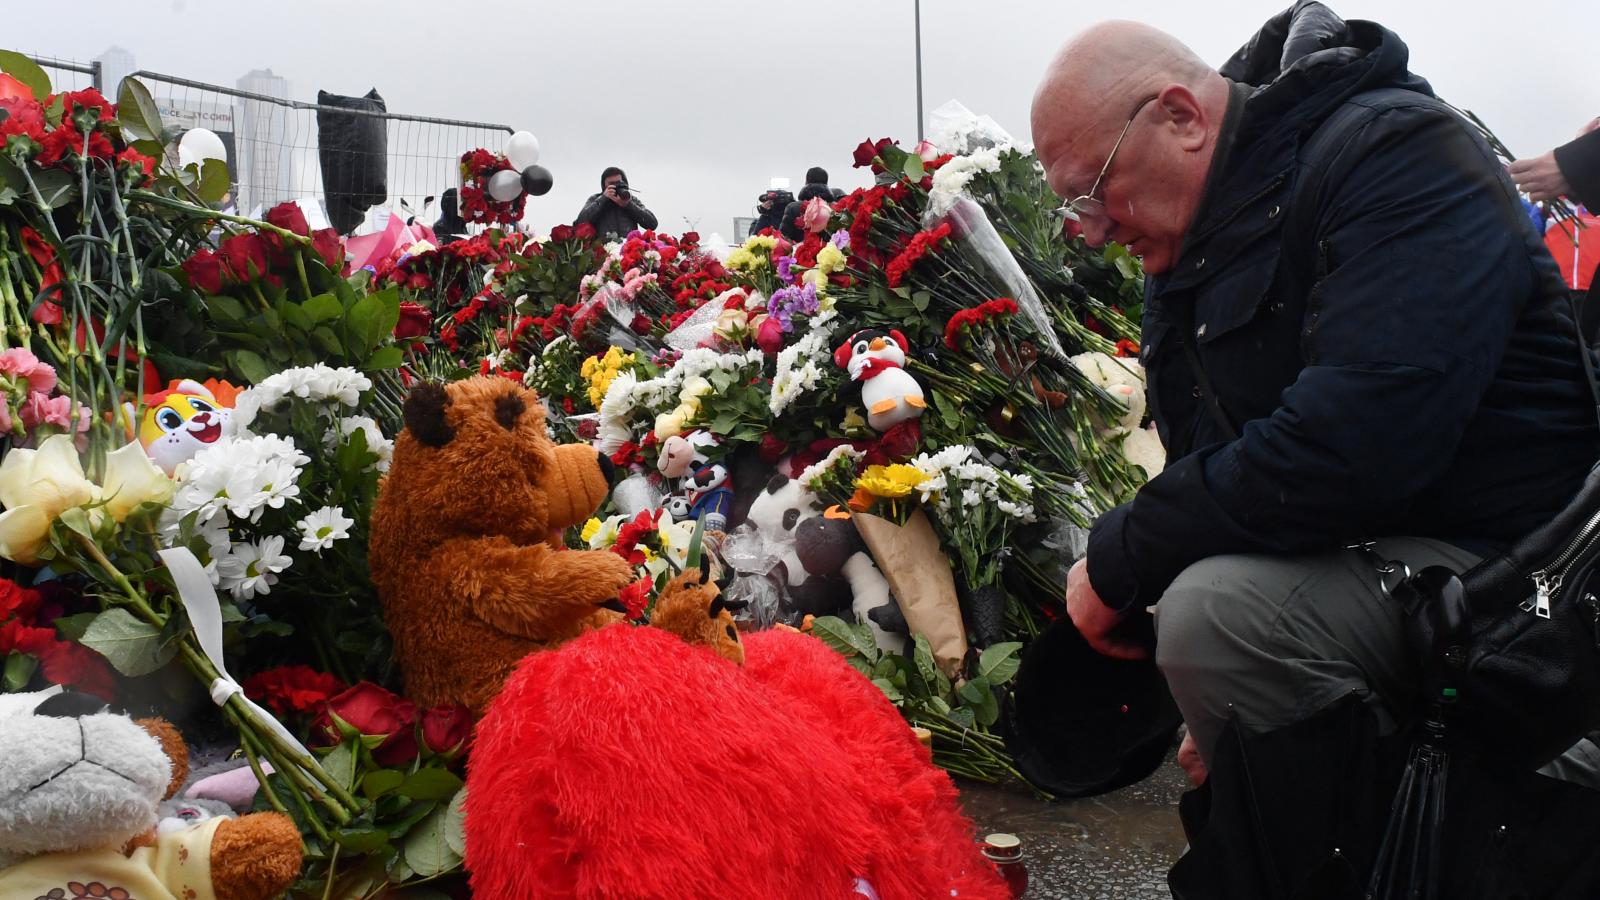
[459,131,554,226]
[501,131,553,199]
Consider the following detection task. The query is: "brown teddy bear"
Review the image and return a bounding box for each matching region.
[0,689,302,900]
[370,377,745,716]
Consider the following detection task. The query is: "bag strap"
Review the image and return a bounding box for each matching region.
[1575,279,1600,432]
[1181,336,1240,441]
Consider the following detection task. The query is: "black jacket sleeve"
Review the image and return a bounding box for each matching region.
[1087,105,1532,610]
[1554,129,1600,211]
[627,199,658,231]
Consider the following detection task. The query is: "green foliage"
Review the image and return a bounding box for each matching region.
[0,50,51,99]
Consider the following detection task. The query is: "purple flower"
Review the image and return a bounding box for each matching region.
[830,230,850,250]
[770,283,820,333]
[776,255,797,284]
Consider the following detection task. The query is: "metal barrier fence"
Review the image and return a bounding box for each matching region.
[22,53,101,92]
[127,69,513,229]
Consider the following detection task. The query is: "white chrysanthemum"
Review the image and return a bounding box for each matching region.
[797,444,865,490]
[297,506,355,553]
[171,433,310,525]
[215,535,291,599]
[770,309,841,416]
[928,148,1003,217]
[232,364,372,430]
[326,416,394,472]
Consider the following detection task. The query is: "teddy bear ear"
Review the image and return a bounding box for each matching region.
[493,391,526,431]
[404,383,455,448]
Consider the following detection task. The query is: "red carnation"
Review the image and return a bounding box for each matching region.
[114,146,156,185]
[35,126,113,167]
[265,201,310,237]
[0,578,42,621]
[55,88,114,123]
[1114,338,1140,358]
[19,226,64,324]
[35,640,116,701]
[395,302,433,339]
[243,665,347,719]
[618,576,652,620]
[420,704,473,757]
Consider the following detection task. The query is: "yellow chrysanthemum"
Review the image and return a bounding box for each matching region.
[580,517,602,543]
[855,464,931,499]
[744,234,779,253]
[725,248,756,270]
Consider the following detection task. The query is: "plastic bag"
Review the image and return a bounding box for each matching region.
[664,296,726,351]
[611,473,663,519]
[926,99,1016,157]
[931,196,1066,359]
[316,89,388,235]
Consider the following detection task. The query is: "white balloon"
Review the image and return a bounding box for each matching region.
[179,128,227,164]
[504,130,541,169]
[177,145,196,171]
[487,169,524,202]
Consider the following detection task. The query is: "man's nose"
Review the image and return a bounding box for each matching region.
[1080,216,1111,248]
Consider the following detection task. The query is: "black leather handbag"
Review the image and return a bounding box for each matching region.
[1396,288,1600,769]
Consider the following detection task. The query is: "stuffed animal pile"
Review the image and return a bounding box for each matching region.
[0,689,302,900]
[1070,351,1165,478]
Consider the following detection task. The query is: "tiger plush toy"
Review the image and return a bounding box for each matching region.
[124,379,239,476]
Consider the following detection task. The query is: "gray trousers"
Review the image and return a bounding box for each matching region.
[1153,536,1600,788]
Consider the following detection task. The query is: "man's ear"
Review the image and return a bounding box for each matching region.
[1157,83,1209,152]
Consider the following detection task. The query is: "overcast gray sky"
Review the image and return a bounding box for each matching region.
[15,0,1599,239]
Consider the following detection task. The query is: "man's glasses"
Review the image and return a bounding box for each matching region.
[1053,95,1158,224]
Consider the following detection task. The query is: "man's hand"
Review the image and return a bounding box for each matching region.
[1509,151,1572,203]
[604,185,628,206]
[1065,558,1149,660]
[1580,117,1600,139]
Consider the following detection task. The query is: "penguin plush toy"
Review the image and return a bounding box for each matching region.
[832,328,926,433]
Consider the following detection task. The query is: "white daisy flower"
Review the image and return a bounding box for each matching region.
[297,506,355,553]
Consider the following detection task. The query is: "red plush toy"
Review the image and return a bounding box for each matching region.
[465,625,1007,899]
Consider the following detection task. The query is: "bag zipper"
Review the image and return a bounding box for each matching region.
[1525,508,1600,618]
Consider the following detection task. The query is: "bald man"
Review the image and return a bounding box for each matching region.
[1033,4,1600,784]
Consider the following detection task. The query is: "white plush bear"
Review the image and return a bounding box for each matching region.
[1070,351,1165,479]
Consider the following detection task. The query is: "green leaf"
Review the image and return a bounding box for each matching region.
[0,51,51,99]
[51,612,99,642]
[331,825,391,853]
[362,768,406,799]
[30,168,75,209]
[195,158,230,205]
[946,706,976,730]
[225,349,272,385]
[902,155,926,182]
[444,788,467,858]
[403,801,464,877]
[205,295,248,324]
[910,290,931,312]
[871,677,904,703]
[958,676,1000,728]
[912,635,939,688]
[811,616,879,662]
[311,326,344,357]
[116,78,163,143]
[347,287,401,351]
[79,608,174,677]
[302,292,343,324]
[3,652,37,692]
[277,298,313,332]
[397,767,464,801]
[320,742,357,791]
[365,347,404,371]
[976,641,1024,686]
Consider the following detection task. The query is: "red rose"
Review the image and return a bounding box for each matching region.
[264,201,311,237]
[574,222,598,241]
[618,576,652,620]
[395,302,433,339]
[243,665,347,719]
[852,137,894,170]
[181,248,227,295]
[319,682,419,765]
[758,433,788,464]
[420,704,473,757]
[0,578,41,621]
[630,313,651,335]
[869,419,923,464]
[0,81,45,143]
[311,228,345,271]
[549,224,574,242]
[219,233,271,283]
[755,315,785,354]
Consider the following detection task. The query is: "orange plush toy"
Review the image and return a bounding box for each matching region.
[370,376,745,715]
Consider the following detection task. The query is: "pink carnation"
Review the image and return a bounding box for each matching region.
[0,348,57,395]
[18,392,73,429]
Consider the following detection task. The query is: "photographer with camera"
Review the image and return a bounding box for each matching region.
[750,186,794,237]
[575,166,658,238]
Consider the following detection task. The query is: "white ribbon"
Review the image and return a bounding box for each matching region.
[159,547,315,760]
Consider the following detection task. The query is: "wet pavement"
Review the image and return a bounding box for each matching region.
[959,749,1190,899]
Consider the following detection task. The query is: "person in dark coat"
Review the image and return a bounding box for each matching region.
[1511,116,1600,290]
[750,188,794,237]
[779,166,837,240]
[575,166,659,239]
[1032,4,1600,787]
[432,188,467,243]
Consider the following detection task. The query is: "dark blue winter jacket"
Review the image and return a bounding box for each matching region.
[1087,2,1600,612]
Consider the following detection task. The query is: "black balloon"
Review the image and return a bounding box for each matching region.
[520,165,554,196]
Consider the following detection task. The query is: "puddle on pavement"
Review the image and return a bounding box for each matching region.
[959,750,1190,899]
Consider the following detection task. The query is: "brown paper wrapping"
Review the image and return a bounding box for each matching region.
[853,509,967,678]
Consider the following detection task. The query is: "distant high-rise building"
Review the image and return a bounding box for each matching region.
[236,68,295,215]
[93,46,135,97]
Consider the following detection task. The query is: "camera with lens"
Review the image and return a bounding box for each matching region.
[758,188,794,210]
[609,180,632,202]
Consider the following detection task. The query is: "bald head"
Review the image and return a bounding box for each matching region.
[1032,21,1216,157]
[1030,21,1230,274]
